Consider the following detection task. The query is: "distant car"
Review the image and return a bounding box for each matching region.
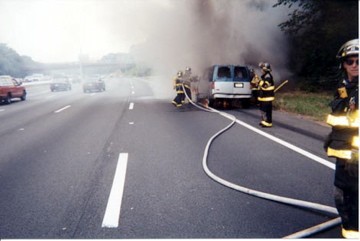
[50,78,72,92]
[0,75,27,104]
[83,78,106,93]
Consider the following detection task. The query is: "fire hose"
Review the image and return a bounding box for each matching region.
[181,84,340,238]
[275,80,289,93]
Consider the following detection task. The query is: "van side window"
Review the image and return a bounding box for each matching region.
[217,67,231,78]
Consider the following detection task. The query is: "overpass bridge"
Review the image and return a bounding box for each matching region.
[29,62,135,76]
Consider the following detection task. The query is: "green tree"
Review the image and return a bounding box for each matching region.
[0,44,39,77]
[273,0,358,91]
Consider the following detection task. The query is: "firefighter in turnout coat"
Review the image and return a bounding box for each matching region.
[324,39,359,239]
[182,66,192,102]
[172,71,185,107]
[258,62,275,127]
[250,68,261,105]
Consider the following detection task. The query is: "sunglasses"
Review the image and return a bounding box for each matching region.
[344,58,359,66]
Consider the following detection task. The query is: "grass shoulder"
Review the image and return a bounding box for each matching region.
[274,91,333,123]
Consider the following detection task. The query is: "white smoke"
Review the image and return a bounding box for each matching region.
[130,0,291,83]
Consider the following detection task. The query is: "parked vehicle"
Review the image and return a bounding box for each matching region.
[0,75,27,104]
[83,78,106,93]
[50,78,72,92]
[205,65,252,108]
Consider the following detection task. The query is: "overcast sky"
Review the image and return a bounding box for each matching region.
[0,0,169,63]
[0,0,290,79]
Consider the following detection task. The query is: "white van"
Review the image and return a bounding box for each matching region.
[206,65,252,108]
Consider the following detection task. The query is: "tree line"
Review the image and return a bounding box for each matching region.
[0,43,41,78]
[273,0,358,91]
[0,0,357,91]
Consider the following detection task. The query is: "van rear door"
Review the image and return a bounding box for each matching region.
[211,65,251,99]
[211,65,233,97]
[232,66,251,97]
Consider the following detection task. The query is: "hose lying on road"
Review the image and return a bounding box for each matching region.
[283,217,341,239]
[182,85,340,238]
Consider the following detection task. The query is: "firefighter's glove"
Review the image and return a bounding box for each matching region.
[345,154,359,178]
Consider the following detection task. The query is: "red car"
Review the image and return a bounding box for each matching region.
[0,75,27,104]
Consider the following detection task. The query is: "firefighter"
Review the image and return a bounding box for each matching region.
[250,68,261,105]
[183,66,192,79]
[257,62,275,127]
[324,39,359,238]
[182,66,192,103]
[172,71,185,107]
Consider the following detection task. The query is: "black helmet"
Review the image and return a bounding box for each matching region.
[336,39,359,59]
[259,62,271,72]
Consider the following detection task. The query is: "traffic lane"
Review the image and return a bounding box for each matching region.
[96,101,263,239]
[206,114,337,237]
[121,100,332,237]
[0,88,89,166]
[67,101,224,238]
[0,91,130,238]
[0,77,128,135]
[72,100,335,239]
[107,79,333,237]
[0,84,86,135]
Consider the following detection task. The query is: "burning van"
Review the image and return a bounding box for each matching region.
[204,65,252,108]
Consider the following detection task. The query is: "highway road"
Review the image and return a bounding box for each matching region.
[0,76,341,238]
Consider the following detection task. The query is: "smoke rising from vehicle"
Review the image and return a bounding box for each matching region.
[129,0,291,93]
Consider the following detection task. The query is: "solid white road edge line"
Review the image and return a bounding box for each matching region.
[218,112,335,170]
[54,105,71,113]
[129,102,134,110]
[102,153,129,228]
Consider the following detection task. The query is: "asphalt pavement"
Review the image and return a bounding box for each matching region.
[0,76,342,239]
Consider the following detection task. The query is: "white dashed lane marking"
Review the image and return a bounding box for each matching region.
[129,102,134,110]
[54,105,71,113]
[102,153,129,228]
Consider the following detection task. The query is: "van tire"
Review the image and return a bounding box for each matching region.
[242,99,250,109]
[209,99,215,107]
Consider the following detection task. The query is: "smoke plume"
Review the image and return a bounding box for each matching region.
[129,0,291,92]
